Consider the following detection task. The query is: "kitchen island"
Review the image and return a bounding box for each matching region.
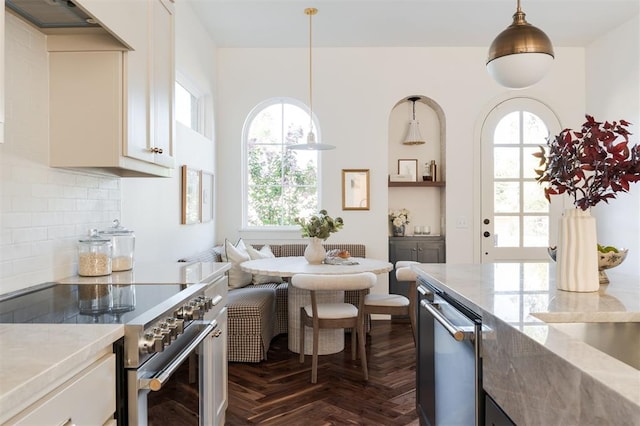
[413,262,640,425]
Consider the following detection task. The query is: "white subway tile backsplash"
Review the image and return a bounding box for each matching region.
[0,14,123,294]
[12,227,48,243]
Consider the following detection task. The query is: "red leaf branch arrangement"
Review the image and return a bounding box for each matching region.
[534,115,640,210]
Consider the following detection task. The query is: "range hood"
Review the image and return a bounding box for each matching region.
[5,0,100,28]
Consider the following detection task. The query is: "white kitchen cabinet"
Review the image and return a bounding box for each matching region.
[7,354,116,425]
[47,0,175,177]
[212,307,228,425]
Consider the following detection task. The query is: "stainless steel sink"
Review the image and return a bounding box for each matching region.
[547,322,640,370]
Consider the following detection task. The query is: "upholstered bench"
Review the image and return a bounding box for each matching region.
[226,286,276,363]
[180,242,366,363]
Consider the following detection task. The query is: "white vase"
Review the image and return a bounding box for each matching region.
[304,237,326,264]
[556,208,599,292]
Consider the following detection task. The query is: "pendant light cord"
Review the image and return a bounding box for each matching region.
[305,8,317,136]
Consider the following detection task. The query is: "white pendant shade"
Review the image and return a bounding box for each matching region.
[288,131,336,151]
[487,52,553,89]
[403,120,425,145]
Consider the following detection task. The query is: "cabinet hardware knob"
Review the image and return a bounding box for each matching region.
[150,147,164,154]
[483,231,491,238]
[483,218,490,225]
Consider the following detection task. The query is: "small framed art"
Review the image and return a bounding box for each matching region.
[342,169,370,210]
[398,159,418,182]
[181,165,201,224]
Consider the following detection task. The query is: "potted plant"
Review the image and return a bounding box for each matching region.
[295,210,344,263]
[534,114,640,291]
[389,208,411,237]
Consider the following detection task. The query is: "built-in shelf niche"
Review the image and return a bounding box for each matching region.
[388,95,446,236]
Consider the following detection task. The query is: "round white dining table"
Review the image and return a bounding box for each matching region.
[240,256,393,355]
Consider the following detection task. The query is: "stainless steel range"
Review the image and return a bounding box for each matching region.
[0,262,230,426]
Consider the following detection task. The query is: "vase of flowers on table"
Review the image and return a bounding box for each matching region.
[295,209,344,264]
[534,115,640,292]
[389,208,410,237]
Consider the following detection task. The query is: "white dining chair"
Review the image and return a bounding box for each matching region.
[291,272,377,384]
[363,261,417,345]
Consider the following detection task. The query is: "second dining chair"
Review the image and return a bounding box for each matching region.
[363,261,418,345]
[291,272,377,384]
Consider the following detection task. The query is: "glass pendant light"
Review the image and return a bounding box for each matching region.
[486,0,554,89]
[403,97,426,145]
[288,7,335,151]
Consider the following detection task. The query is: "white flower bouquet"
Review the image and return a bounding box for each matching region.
[389,208,410,227]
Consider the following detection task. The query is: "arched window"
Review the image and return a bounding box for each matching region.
[243,98,320,227]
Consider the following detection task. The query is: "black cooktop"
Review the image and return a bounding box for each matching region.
[0,283,186,324]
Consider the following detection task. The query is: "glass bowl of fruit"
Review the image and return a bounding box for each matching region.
[597,244,628,284]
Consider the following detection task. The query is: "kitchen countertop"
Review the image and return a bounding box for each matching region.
[412,262,640,425]
[0,324,124,423]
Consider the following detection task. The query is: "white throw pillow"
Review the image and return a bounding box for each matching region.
[246,245,283,285]
[224,239,252,289]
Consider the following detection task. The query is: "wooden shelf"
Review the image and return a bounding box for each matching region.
[388,181,445,188]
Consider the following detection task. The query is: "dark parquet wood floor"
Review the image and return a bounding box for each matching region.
[226,320,419,426]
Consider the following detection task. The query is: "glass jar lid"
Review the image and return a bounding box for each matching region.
[100,219,134,236]
[79,228,111,244]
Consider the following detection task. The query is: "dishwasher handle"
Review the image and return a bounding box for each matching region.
[420,299,474,342]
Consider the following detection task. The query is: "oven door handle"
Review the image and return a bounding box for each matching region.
[140,322,216,391]
[420,299,472,342]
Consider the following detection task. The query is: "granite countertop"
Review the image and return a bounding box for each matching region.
[412,262,640,425]
[0,324,124,423]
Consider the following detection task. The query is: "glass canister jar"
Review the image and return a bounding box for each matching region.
[78,229,112,276]
[100,219,135,272]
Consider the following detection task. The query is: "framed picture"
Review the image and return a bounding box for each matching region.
[342,169,370,210]
[398,159,418,182]
[200,170,214,223]
[181,165,201,224]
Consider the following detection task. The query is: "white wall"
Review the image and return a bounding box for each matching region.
[0,4,218,295]
[215,45,588,285]
[587,15,640,276]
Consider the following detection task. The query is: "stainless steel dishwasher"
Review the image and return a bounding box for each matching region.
[416,277,483,426]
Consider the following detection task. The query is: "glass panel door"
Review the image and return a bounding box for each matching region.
[481,99,562,262]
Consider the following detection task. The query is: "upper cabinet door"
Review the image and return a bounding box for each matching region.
[149,0,175,169]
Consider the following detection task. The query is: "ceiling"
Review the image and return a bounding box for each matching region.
[187,0,639,48]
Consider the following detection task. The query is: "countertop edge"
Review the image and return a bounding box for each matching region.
[0,324,124,423]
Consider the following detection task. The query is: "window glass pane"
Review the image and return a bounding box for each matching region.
[523,216,548,247]
[494,147,520,178]
[523,112,549,145]
[523,182,548,213]
[175,82,193,128]
[522,147,540,179]
[494,112,520,145]
[247,145,282,186]
[494,182,519,213]
[495,216,520,247]
[249,104,283,144]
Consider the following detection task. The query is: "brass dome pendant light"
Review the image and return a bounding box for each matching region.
[403,97,426,145]
[486,0,554,89]
[288,7,335,151]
